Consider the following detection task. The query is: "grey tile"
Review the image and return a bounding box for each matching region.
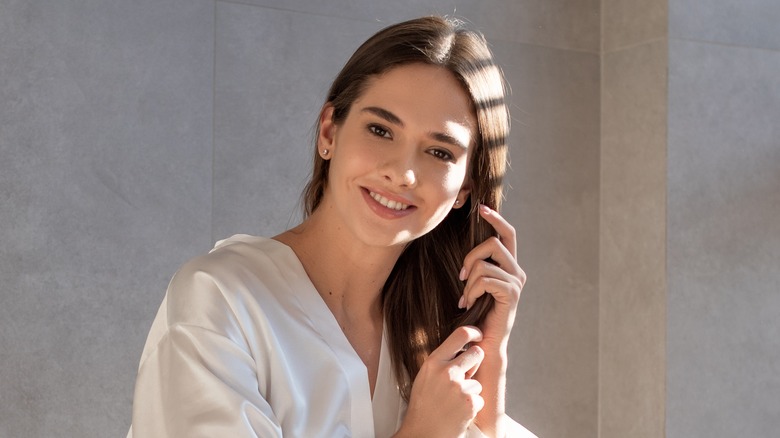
[466,0,600,53]
[603,0,667,52]
[600,40,668,438]
[0,0,214,436]
[219,0,458,24]
[493,41,600,437]
[213,4,382,239]
[222,0,600,52]
[670,0,780,51]
[667,40,780,437]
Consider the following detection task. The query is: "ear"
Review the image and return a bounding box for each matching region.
[453,186,471,209]
[317,104,337,159]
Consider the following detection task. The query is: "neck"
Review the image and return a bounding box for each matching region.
[274,206,404,326]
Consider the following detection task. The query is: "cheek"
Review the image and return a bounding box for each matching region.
[330,136,375,178]
[437,165,468,196]
[344,147,382,178]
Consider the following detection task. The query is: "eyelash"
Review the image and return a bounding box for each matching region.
[367,124,455,162]
[430,149,455,162]
[368,124,391,139]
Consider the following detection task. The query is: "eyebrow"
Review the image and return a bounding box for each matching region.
[360,106,470,150]
[362,106,403,126]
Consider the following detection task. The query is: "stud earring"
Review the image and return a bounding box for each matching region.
[321,149,329,157]
[454,199,461,207]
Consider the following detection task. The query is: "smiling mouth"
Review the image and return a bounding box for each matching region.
[368,191,411,211]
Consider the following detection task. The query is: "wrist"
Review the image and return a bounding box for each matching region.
[478,335,510,356]
[473,353,508,437]
[477,346,508,373]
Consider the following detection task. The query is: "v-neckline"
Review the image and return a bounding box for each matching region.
[266,236,405,436]
[270,237,385,391]
[271,235,385,371]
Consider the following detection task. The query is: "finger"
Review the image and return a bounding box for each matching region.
[471,393,485,415]
[461,275,519,311]
[479,204,517,258]
[431,326,483,361]
[460,378,483,395]
[464,236,514,268]
[451,345,484,376]
[460,237,521,284]
[463,345,483,379]
[464,259,525,291]
[463,258,517,290]
[462,260,520,297]
[460,260,506,308]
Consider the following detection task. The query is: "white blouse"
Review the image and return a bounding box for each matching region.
[128,235,535,437]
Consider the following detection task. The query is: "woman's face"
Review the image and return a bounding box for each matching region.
[318,63,476,248]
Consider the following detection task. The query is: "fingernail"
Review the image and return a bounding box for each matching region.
[458,295,466,309]
[479,204,491,215]
[459,267,466,281]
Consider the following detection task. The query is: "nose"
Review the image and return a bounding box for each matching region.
[381,154,417,189]
[399,168,416,187]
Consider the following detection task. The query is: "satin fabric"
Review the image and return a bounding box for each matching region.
[128,235,535,437]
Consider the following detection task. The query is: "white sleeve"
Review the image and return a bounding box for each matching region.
[129,260,283,438]
[466,415,538,438]
[130,323,282,438]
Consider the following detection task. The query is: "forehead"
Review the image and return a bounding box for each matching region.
[353,63,477,137]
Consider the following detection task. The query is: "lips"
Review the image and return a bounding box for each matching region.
[368,191,410,211]
[361,187,416,219]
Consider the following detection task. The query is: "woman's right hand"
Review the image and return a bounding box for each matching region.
[394,326,485,438]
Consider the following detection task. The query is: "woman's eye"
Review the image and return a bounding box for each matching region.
[430,149,454,162]
[368,124,391,139]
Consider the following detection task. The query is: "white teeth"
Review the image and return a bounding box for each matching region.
[369,191,410,211]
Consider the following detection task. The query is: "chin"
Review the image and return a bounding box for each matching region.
[353,227,420,249]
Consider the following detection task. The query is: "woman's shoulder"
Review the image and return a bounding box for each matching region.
[211,233,278,253]
[164,234,303,325]
[175,234,292,281]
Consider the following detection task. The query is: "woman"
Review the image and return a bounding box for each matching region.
[129,16,534,437]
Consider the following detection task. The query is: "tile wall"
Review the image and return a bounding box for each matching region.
[667,1,780,435]
[6,1,776,437]
[600,1,667,436]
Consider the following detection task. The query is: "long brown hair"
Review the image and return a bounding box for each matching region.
[302,16,510,400]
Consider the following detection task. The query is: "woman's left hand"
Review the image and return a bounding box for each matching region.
[458,204,526,353]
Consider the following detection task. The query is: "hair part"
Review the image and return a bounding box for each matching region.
[302,16,510,400]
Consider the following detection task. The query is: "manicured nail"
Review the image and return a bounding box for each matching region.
[459,267,466,281]
[479,204,491,215]
[458,295,466,309]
